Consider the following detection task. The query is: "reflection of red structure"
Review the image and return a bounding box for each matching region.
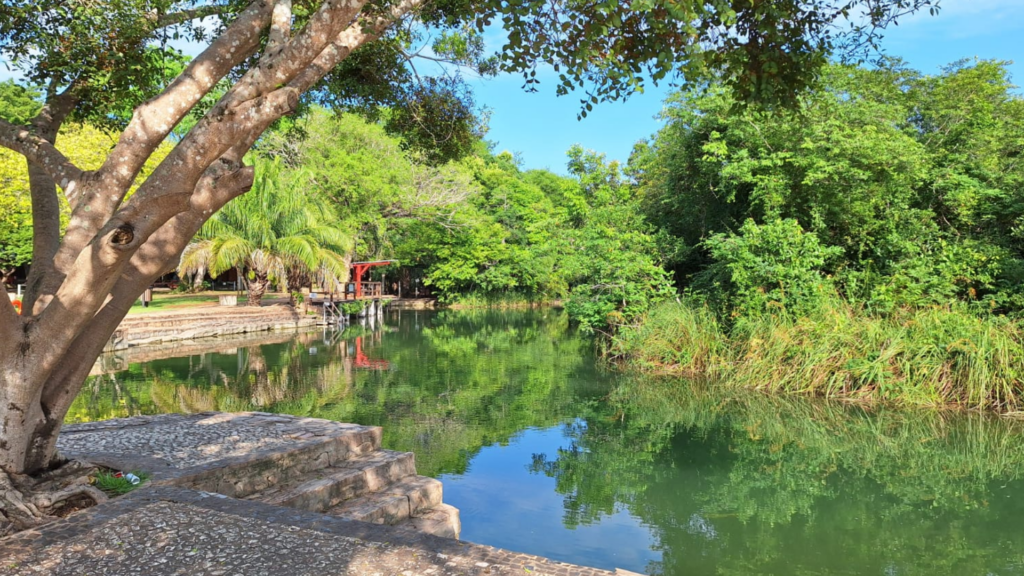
[354,336,389,370]
[350,260,396,299]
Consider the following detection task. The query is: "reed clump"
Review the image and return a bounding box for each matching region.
[613,298,1024,411]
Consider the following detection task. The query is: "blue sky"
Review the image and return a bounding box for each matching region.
[2,0,1021,174]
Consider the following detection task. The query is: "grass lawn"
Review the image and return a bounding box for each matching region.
[126,292,221,314]
[126,290,292,314]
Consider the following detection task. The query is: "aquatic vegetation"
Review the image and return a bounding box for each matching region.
[614,298,1024,411]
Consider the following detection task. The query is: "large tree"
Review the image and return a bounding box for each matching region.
[0,0,935,532]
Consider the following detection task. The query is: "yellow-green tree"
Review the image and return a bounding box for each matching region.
[1,123,172,286]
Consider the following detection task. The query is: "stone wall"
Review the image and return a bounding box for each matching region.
[105,305,317,351]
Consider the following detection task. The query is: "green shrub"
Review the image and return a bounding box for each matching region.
[696,218,842,318]
[340,300,367,315]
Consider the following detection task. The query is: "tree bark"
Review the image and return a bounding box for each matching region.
[18,87,78,313]
[192,266,207,292]
[247,272,269,306]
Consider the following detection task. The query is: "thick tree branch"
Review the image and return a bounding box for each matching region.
[22,164,64,313]
[290,0,426,93]
[39,0,275,306]
[92,0,272,207]
[116,0,381,231]
[119,87,300,229]
[222,0,370,110]
[265,0,293,56]
[22,87,81,314]
[0,120,84,194]
[118,0,419,258]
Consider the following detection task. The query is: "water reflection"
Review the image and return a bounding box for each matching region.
[536,379,1024,575]
[71,310,1024,575]
[73,309,612,478]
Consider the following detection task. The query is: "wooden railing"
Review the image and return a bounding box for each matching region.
[313,282,386,301]
[353,282,383,299]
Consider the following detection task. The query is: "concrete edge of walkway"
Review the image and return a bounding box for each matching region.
[1,486,615,576]
[59,412,382,490]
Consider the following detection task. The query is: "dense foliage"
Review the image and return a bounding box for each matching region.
[616,59,1024,410]
[636,59,1024,316]
[253,110,672,330]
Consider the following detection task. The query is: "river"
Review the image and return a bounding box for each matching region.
[72,308,1024,575]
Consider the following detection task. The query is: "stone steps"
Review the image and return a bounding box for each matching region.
[61,412,461,540]
[246,450,416,510]
[244,447,460,539]
[326,475,443,523]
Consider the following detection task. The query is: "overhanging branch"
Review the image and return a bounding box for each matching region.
[93,0,274,210]
[289,0,428,94]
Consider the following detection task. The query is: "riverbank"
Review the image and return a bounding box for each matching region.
[106,304,317,351]
[1,485,616,576]
[612,299,1024,413]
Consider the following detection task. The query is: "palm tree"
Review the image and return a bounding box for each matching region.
[179,158,352,306]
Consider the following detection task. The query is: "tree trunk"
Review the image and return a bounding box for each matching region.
[286,268,309,307]
[247,273,269,306]
[192,265,207,292]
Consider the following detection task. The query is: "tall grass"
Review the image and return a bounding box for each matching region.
[612,298,1024,412]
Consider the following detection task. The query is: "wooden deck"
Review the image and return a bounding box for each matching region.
[308,282,395,302]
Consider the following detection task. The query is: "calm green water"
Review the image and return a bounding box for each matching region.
[72,309,1024,575]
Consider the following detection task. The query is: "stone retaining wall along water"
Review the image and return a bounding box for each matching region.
[105,305,317,351]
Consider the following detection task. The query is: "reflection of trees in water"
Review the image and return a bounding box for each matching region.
[70,330,362,421]
[69,311,610,480]
[291,309,611,476]
[531,379,1024,576]
[69,371,153,422]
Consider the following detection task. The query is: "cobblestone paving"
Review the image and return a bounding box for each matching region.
[58,413,365,470]
[1,488,616,576]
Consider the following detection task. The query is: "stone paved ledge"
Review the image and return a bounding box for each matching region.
[0,486,617,576]
[58,413,381,494]
[90,329,304,376]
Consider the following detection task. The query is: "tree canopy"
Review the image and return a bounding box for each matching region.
[636,58,1024,315]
